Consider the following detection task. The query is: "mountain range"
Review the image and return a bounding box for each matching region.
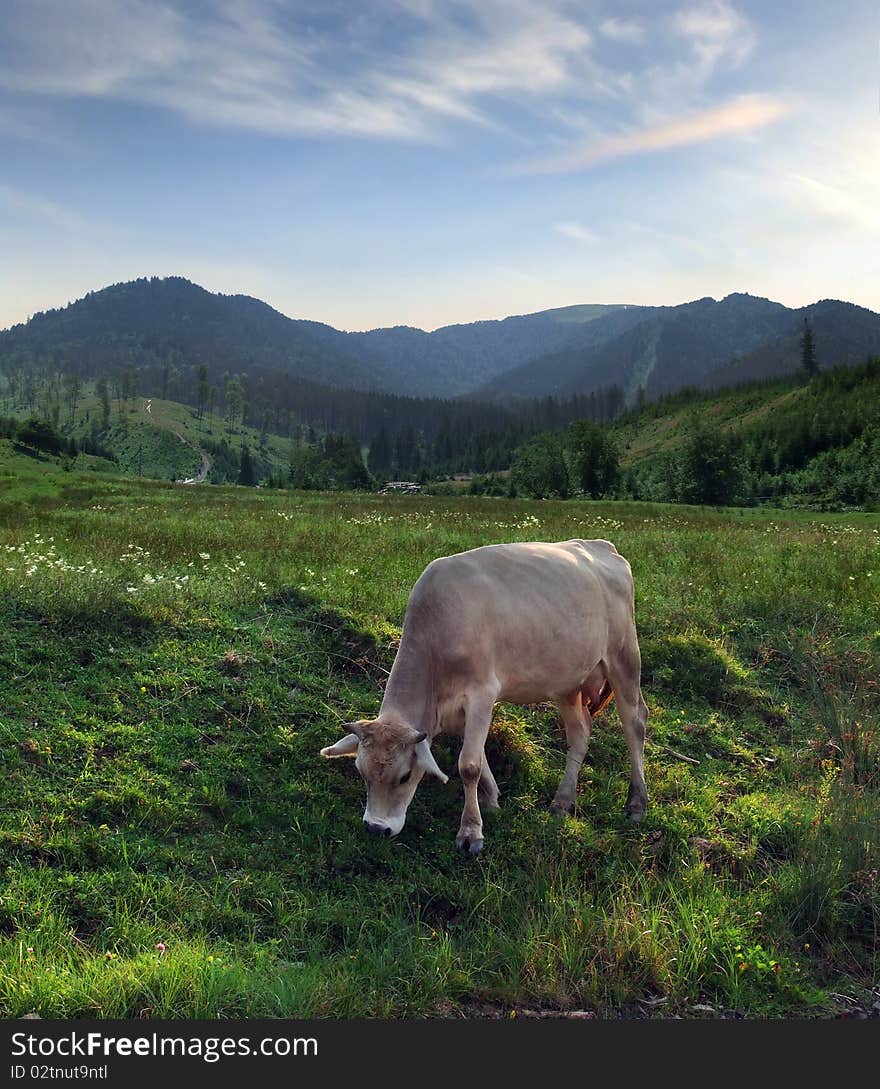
[3,276,880,405]
[476,293,880,402]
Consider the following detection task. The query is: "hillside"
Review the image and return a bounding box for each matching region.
[609,360,880,509]
[1,393,301,486]
[0,278,628,466]
[497,359,880,511]
[479,293,880,403]
[0,277,388,392]
[611,379,804,467]
[1,372,615,487]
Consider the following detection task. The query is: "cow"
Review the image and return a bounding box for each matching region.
[320,539,648,854]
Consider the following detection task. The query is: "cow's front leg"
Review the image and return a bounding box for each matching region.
[478,759,500,811]
[551,692,592,815]
[455,687,496,855]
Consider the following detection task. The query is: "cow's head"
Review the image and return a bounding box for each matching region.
[320,719,448,837]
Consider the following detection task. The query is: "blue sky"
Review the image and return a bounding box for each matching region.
[1,0,878,331]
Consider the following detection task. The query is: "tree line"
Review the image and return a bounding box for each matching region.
[1,414,118,463]
[0,336,626,481]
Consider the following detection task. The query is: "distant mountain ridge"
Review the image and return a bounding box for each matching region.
[477,292,880,403]
[3,277,384,392]
[707,298,880,390]
[354,302,637,395]
[0,277,634,398]
[2,276,879,404]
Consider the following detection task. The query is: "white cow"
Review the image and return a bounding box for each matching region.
[320,539,648,853]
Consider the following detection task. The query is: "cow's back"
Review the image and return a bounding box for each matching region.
[404,540,635,704]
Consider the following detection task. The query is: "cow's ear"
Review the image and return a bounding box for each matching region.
[320,731,360,758]
[415,738,449,784]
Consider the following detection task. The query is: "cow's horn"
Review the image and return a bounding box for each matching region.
[320,732,360,758]
[416,738,449,784]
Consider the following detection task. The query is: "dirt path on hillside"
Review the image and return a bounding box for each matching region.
[177,447,212,485]
[142,398,212,484]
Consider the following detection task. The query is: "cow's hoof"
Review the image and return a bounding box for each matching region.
[626,784,648,823]
[550,799,574,817]
[456,833,484,855]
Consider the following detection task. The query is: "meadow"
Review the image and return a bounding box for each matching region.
[0,457,878,1018]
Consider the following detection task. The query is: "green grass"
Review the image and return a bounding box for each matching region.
[0,466,878,1017]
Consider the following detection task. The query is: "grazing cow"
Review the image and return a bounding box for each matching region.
[320,539,648,854]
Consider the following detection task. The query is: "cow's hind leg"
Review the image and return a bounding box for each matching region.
[455,685,497,855]
[604,641,649,821]
[551,690,592,815]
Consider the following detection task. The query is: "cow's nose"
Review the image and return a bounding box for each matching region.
[364,820,391,837]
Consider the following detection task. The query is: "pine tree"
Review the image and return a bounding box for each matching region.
[63,372,81,424]
[225,377,243,432]
[238,443,256,486]
[96,376,111,431]
[120,367,135,411]
[196,363,209,420]
[161,353,172,400]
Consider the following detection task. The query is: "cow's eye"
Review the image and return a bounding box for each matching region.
[399,770,412,786]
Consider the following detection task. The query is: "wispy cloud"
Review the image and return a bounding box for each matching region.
[633,1,756,120]
[0,0,595,140]
[0,184,88,232]
[0,1,766,150]
[554,220,599,244]
[598,18,645,45]
[0,103,76,150]
[513,93,790,174]
[669,0,754,73]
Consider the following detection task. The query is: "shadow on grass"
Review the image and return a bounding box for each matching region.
[642,632,786,725]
